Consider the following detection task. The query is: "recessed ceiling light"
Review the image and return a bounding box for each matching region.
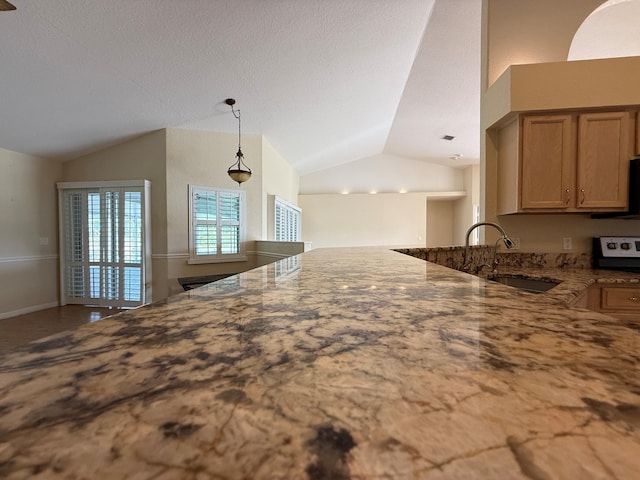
[369,190,377,194]
[450,153,464,160]
[442,135,455,141]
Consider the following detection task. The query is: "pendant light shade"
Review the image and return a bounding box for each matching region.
[225,98,252,186]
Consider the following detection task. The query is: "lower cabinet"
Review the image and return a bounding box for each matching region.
[587,284,640,320]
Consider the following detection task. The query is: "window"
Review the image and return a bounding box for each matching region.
[271,195,301,242]
[189,185,246,263]
[58,180,150,308]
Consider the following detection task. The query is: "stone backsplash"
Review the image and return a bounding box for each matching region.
[395,246,494,272]
[495,251,592,269]
[395,246,592,272]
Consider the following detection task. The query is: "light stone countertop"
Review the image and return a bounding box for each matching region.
[476,265,640,307]
[0,247,639,479]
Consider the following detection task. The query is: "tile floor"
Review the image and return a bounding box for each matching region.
[0,305,116,354]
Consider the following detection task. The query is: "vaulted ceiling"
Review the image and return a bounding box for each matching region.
[0,0,481,175]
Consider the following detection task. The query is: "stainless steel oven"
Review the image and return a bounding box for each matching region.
[593,236,640,273]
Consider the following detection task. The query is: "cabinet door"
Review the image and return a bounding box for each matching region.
[600,286,640,321]
[521,115,575,209]
[577,111,631,209]
[601,286,640,312]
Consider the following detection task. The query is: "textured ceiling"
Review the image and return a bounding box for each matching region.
[0,0,482,174]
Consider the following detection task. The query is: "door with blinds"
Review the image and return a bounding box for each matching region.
[58,181,151,307]
[268,195,301,242]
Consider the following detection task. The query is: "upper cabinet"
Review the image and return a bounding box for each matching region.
[521,114,575,210]
[577,111,631,209]
[496,108,635,215]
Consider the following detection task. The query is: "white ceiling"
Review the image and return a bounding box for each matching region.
[0,0,481,175]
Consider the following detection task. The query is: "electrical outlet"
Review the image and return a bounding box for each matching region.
[39,237,49,246]
[562,237,572,250]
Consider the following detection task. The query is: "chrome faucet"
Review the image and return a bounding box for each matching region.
[463,222,515,271]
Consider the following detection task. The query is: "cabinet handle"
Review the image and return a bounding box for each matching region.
[564,188,571,205]
[579,188,585,205]
[629,296,639,302]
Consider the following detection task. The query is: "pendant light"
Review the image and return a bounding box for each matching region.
[225,98,252,186]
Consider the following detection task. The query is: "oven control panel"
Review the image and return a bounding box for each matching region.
[598,236,640,257]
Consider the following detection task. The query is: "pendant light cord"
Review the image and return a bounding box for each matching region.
[230,104,241,151]
[225,97,252,185]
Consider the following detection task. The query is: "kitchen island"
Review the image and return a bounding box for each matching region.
[0,247,639,479]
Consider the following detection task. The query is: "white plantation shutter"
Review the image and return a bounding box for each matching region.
[59,182,148,307]
[189,186,245,263]
[194,190,218,255]
[219,191,241,254]
[273,196,301,242]
[64,191,87,299]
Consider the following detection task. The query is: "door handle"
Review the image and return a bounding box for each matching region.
[564,188,571,205]
[579,188,585,205]
[629,296,639,302]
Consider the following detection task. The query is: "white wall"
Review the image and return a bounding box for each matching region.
[299,153,464,194]
[299,192,429,249]
[0,148,62,318]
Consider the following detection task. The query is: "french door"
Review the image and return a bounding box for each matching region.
[58,181,151,307]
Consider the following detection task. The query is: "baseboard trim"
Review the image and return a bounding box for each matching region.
[0,301,60,321]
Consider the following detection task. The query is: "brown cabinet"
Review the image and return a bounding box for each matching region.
[577,111,631,209]
[497,109,634,214]
[520,114,575,210]
[587,284,640,321]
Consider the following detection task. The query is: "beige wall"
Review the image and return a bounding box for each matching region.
[427,200,454,247]
[485,0,604,87]
[0,148,62,318]
[298,153,467,250]
[61,128,298,299]
[261,136,300,240]
[5,126,298,310]
[38,127,298,304]
[164,128,264,296]
[299,154,464,194]
[62,130,168,299]
[481,0,638,253]
[453,165,480,245]
[299,193,429,249]
[485,57,640,128]
[262,137,299,205]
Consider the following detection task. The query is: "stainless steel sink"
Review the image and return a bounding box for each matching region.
[488,275,561,294]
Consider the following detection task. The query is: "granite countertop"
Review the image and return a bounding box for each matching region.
[476,265,640,307]
[0,247,639,479]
